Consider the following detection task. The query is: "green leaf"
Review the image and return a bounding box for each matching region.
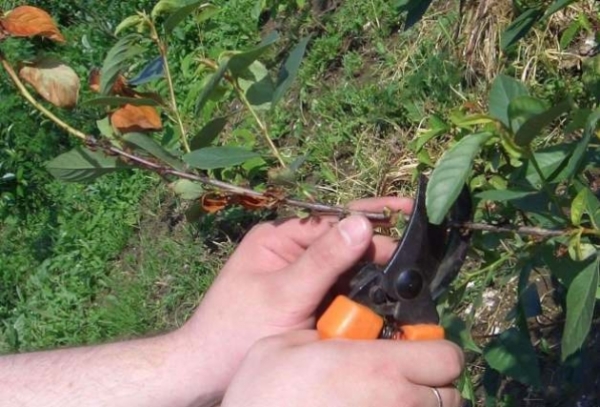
[96,117,114,138]
[571,188,587,226]
[194,60,230,115]
[238,61,275,111]
[122,133,185,171]
[501,8,542,50]
[488,74,529,128]
[427,132,493,224]
[190,116,228,150]
[171,179,204,200]
[115,15,145,36]
[272,35,310,106]
[397,0,434,30]
[227,31,279,77]
[442,314,481,354]
[483,327,542,388]
[164,1,217,34]
[100,34,143,95]
[564,108,600,181]
[544,0,577,18]
[559,20,581,50]
[514,143,574,186]
[183,146,260,170]
[476,189,537,202]
[152,0,185,19]
[571,187,600,229]
[507,95,547,134]
[562,256,599,360]
[46,147,128,182]
[514,99,572,146]
[83,96,160,107]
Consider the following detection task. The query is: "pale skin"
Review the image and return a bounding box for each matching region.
[0,197,464,407]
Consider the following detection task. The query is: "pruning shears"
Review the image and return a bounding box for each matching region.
[317,174,473,341]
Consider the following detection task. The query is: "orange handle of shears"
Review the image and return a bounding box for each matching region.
[316,295,445,341]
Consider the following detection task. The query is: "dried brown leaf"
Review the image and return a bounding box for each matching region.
[1,6,65,42]
[19,56,80,108]
[110,104,162,133]
[201,193,230,214]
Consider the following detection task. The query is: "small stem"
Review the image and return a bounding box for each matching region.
[528,151,565,218]
[0,54,87,141]
[150,22,190,153]
[232,80,286,168]
[110,141,389,220]
[455,222,569,238]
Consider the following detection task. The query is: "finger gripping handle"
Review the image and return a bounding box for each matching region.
[317,295,384,340]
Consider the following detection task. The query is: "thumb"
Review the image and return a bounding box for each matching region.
[274,215,373,308]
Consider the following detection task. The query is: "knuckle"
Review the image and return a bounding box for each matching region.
[437,342,464,379]
[250,335,284,356]
[245,222,274,240]
[393,387,420,407]
[449,388,463,407]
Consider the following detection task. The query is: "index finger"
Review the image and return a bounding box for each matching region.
[269,196,413,249]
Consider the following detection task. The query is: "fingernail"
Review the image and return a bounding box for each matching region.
[338,216,370,247]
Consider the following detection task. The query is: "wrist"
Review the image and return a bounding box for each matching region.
[162,326,224,407]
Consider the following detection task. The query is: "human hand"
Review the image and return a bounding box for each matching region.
[179,197,413,392]
[222,330,464,407]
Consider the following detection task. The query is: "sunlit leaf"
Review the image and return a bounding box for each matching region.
[272,35,310,106]
[513,99,572,146]
[114,14,145,36]
[164,1,217,34]
[507,95,547,134]
[571,188,587,226]
[238,61,274,111]
[183,146,260,170]
[96,117,115,139]
[226,31,279,77]
[171,179,204,200]
[427,132,493,224]
[476,189,537,202]
[122,132,184,170]
[46,147,128,182]
[100,34,143,95]
[152,0,185,19]
[111,104,162,133]
[190,116,228,150]
[564,108,600,181]
[1,6,65,42]
[562,256,599,360]
[570,187,600,229]
[195,60,229,114]
[483,328,542,388]
[19,56,80,108]
[488,74,529,128]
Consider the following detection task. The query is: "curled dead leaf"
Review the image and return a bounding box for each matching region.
[110,104,162,133]
[201,193,230,214]
[89,68,133,96]
[1,6,65,42]
[19,56,80,108]
[238,195,276,210]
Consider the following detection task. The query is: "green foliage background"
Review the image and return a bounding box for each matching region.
[2,0,600,405]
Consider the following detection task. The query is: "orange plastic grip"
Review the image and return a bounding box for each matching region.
[317,295,384,340]
[396,324,445,341]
